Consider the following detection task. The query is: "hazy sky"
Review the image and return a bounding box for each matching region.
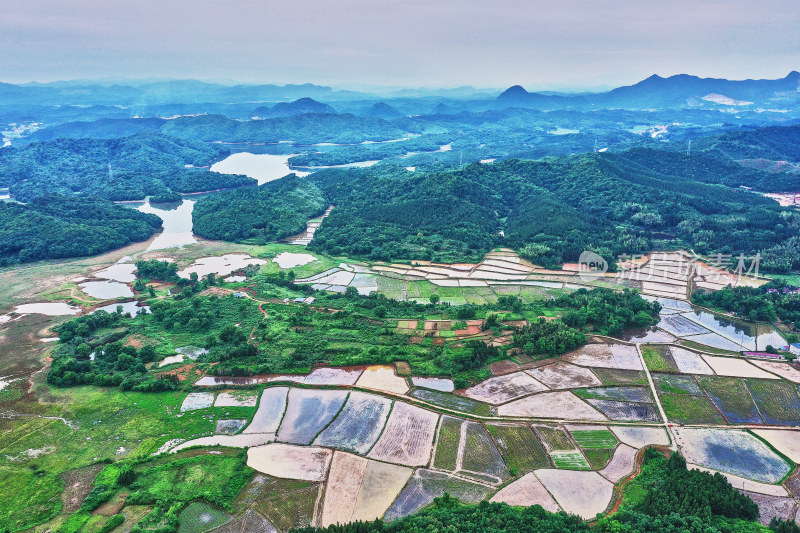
[2,0,799,89]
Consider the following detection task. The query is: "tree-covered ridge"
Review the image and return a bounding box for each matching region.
[307,154,799,269]
[192,175,327,243]
[616,147,800,192]
[0,195,161,265]
[0,132,253,201]
[159,113,405,144]
[694,124,800,163]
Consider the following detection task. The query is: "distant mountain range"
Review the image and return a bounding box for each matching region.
[252,97,337,118]
[1,72,798,117]
[497,72,800,110]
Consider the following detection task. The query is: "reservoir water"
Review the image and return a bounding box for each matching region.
[210,152,309,185]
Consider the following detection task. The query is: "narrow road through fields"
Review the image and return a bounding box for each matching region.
[635,343,677,451]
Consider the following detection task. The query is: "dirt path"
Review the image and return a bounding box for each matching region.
[604,446,670,518]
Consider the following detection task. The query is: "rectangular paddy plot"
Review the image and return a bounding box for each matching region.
[356,365,409,395]
[697,376,763,424]
[753,430,800,463]
[314,391,392,454]
[321,452,368,527]
[351,460,414,523]
[660,394,726,425]
[751,361,800,383]
[668,347,714,375]
[410,388,493,416]
[276,388,349,444]
[459,422,510,483]
[550,450,591,470]
[575,386,653,403]
[657,314,710,337]
[488,424,551,474]
[585,399,661,422]
[562,343,642,371]
[214,391,258,407]
[702,355,779,379]
[641,345,678,373]
[180,392,215,411]
[321,451,413,527]
[609,426,670,448]
[526,362,602,390]
[368,402,439,466]
[535,425,577,451]
[246,443,333,481]
[592,368,648,386]
[569,429,618,449]
[462,371,548,405]
[251,477,322,532]
[746,379,800,426]
[653,373,702,396]
[673,428,791,483]
[497,391,607,420]
[433,416,462,471]
[384,469,493,521]
[244,387,288,434]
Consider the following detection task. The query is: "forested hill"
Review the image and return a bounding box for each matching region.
[192,175,327,243]
[0,132,254,201]
[0,195,162,265]
[693,124,800,163]
[159,113,405,144]
[306,154,799,270]
[25,112,406,145]
[611,147,800,192]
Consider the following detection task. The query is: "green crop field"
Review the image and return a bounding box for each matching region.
[641,345,677,372]
[582,448,614,469]
[570,429,618,449]
[535,426,576,451]
[660,394,726,425]
[178,501,231,533]
[550,450,591,470]
[487,424,551,475]
[433,416,463,471]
